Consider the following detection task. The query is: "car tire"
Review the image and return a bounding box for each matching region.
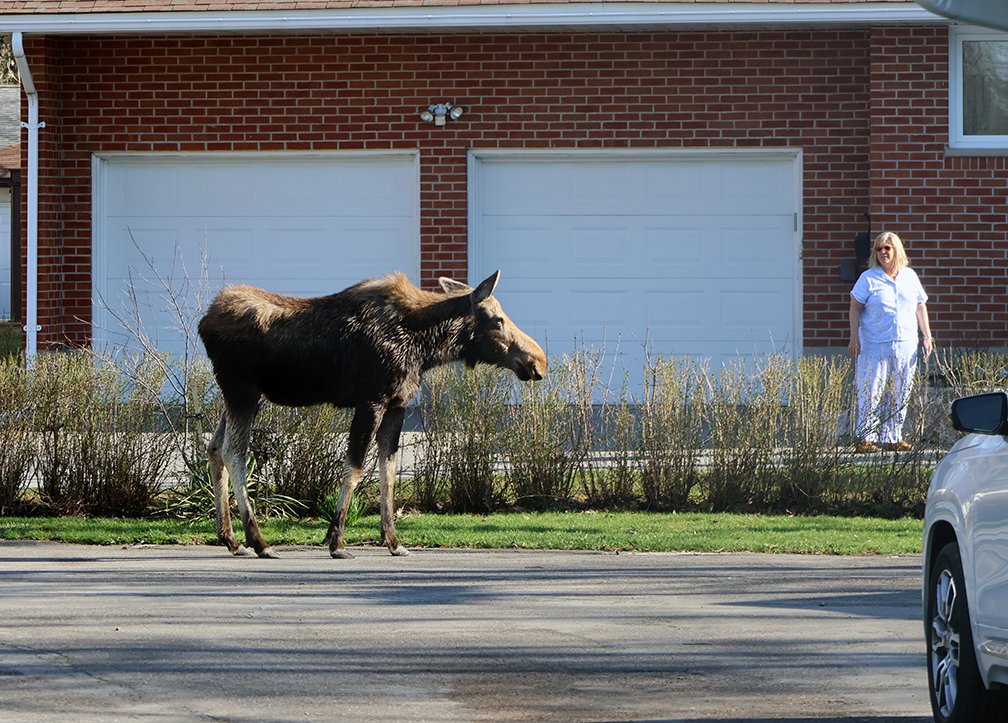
[927,541,1008,723]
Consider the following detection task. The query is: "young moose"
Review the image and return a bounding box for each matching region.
[198,270,547,559]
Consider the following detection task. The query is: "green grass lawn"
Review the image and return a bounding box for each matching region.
[0,511,924,555]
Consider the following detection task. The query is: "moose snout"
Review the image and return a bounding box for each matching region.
[529,353,546,381]
[512,338,547,382]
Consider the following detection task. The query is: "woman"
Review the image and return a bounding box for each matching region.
[848,231,933,453]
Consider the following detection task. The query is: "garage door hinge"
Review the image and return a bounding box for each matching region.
[793,212,798,232]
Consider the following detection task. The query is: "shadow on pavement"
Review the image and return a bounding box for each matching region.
[668,718,931,723]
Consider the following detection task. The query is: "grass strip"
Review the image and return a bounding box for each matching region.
[0,512,923,555]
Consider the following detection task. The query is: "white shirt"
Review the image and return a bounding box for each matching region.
[851,265,928,344]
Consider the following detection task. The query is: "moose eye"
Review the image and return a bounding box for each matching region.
[492,317,505,330]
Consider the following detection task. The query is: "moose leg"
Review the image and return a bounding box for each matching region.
[325,404,381,559]
[221,404,278,559]
[207,413,247,555]
[376,406,408,556]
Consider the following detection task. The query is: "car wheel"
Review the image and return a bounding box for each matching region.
[927,541,1008,723]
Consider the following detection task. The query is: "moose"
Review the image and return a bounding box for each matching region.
[197,270,547,559]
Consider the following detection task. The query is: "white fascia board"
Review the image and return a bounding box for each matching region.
[0,3,946,35]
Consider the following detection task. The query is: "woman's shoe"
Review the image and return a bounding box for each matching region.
[882,440,913,452]
[855,439,881,454]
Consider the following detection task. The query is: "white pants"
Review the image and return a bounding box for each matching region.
[854,338,919,444]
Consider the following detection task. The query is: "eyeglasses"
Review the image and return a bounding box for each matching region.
[876,246,893,252]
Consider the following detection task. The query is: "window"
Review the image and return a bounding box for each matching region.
[950,26,1008,149]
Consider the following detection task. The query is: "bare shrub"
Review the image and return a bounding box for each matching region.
[410,364,453,510]
[98,237,225,496]
[934,347,1008,396]
[33,353,89,512]
[410,364,511,513]
[778,355,850,511]
[571,344,638,507]
[590,385,639,507]
[704,355,787,510]
[0,354,33,513]
[639,353,707,510]
[441,364,510,513]
[33,352,174,516]
[504,358,576,509]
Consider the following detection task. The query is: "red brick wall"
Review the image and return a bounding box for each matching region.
[870,26,1008,348]
[23,27,972,351]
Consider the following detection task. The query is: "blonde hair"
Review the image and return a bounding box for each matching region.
[869,231,909,272]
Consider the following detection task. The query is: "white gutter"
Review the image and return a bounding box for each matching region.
[0,3,945,35]
[10,31,41,362]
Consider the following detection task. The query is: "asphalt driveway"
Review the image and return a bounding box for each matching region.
[0,541,932,722]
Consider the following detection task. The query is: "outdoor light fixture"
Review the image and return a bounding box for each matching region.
[420,102,464,126]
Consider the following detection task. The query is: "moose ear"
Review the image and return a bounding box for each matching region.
[438,277,471,294]
[472,270,501,304]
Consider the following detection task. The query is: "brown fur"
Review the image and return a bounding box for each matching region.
[204,284,311,335]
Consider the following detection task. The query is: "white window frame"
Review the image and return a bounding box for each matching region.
[950,25,1008,150]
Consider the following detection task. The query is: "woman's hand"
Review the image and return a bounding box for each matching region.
[922,335,934,357]
[848,337,860,357]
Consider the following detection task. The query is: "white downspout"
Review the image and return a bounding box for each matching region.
[11,31,42,361]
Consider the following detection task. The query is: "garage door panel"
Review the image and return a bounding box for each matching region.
[643,290,706,334]
[111,225,192,267]
[96,154,418,357]
[494,260,794,347]
[491,221,790,282]
[570,289,631,336]
[478,219,560,268]
[572,226,634,267]
[116,223,264,272]
[719,163,794,210]
[489,216,793,281]
[107,158,415,217]
[719,288,792,336]
[478,163,563,214]
[643,224,705,267]
[719,218,794,273]
[113,167,182,212]
[495,287,554,335]
[474,153,799,386]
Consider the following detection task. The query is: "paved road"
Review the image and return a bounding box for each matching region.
[0,541,932,722]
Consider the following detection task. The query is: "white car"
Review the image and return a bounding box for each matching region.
[924,391,1008,722]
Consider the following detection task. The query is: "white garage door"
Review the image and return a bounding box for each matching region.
[93,152,419,357]
[470,150,802,390]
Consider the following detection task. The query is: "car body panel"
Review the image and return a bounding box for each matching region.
[924,418,1008,690]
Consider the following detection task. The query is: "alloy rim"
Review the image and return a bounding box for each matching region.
[930,568,960,719]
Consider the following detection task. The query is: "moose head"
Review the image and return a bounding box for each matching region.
[440,271,547,382]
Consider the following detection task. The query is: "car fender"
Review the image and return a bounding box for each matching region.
[923,436,984,638]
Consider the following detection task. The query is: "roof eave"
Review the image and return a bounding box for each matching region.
[0,3,949,36]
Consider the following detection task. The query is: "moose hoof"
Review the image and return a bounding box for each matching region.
[330,549,355,560]
[390,546,411,557]
[232,545,255,557]
[257,547,280,559]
